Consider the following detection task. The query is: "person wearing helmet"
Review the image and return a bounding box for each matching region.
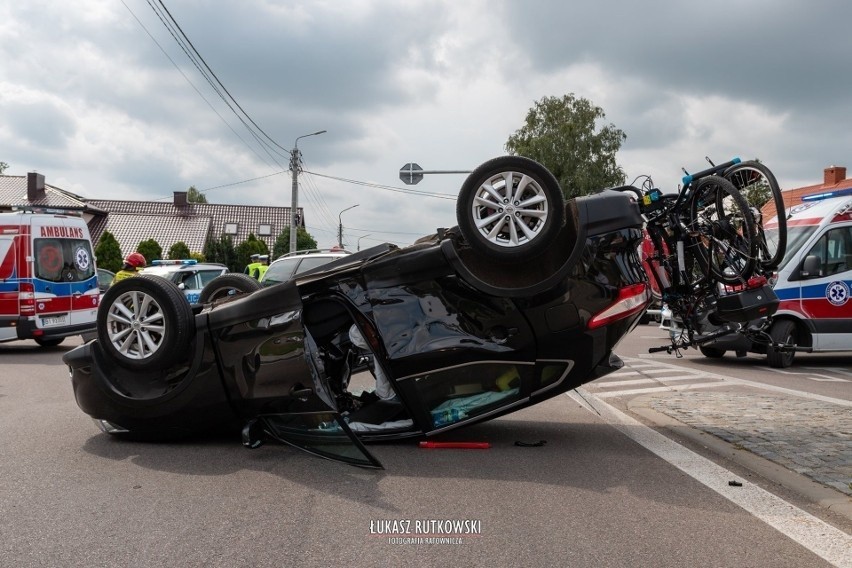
[112,252,147,286]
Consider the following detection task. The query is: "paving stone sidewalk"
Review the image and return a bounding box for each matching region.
[647,392,852,496]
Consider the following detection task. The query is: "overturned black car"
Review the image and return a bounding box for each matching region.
[64,157,650,468]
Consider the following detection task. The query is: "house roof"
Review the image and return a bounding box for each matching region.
[761,166,852,220]
[92,213,214,255]
[780,180,852,208]
[1,174,300,258]
[86,197,300,255]
[0,175,105,213]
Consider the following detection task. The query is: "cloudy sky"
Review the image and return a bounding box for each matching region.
[2,1,851,249]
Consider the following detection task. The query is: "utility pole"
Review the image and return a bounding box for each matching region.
[290,130,326,253]
[338,204,359,248]
[289,149,300,254]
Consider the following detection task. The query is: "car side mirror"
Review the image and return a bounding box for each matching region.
[177,282,186,290]
[800,255,821,278]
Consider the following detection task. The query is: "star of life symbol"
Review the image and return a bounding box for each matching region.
[74,247,91,271]
[826,281,849,306]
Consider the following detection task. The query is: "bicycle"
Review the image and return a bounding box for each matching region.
[717,158,787,272]
[613,157,782,355]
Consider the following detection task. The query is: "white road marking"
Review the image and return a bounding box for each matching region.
[568,389,852,567]
[622,357,852,408]
[803,366,852,377]
[807,376,850,383]
[594,374,712,388]
[607,370,642,377]
[766,367,851,382]
[594,381,727,398]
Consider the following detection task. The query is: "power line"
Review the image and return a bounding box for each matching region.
[303,171,458,200]
[347,226,429,236]
[298,156,341,235]
[148,0,291,158]
[121,0,278,169]
[143,0,287,168]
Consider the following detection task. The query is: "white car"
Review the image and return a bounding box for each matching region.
[140,260,228,304]
[260,249,351,286]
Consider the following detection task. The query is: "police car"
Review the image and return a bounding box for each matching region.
[697,188,852,367]
[140,260,228,305]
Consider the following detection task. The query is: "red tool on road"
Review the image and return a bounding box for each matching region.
[418,441,490,449]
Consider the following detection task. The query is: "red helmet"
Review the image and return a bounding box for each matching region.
[124,252,147,269]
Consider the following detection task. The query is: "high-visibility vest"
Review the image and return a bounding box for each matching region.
[245,262,263,279]
[111,269,140,285]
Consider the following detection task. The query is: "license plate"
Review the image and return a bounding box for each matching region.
[40,314,68,327]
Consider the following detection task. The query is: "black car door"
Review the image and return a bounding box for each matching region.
[207,281,382,468]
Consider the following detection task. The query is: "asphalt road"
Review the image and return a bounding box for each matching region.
[0,333,849,568]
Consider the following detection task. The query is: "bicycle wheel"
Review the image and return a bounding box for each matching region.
[724,161,786,270]
[688,176,757,284]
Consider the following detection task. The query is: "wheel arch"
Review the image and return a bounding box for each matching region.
[770,313,813,348]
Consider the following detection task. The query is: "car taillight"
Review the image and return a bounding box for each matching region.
[588,283,650,330]
[19,282,35,316]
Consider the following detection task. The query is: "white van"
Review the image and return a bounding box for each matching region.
[699,189,852,366]
[0,211,100,346]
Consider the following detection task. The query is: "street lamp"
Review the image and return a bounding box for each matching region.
[338,204,359,248]
[290,130,327,253]
[357,233,372,251]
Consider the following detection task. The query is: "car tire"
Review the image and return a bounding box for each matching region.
[456,156,566,261]
[34,337,64,347]
[97,275,194,371]
[699,345,725,358]
[199,273,262,304]
[766,319,797,368]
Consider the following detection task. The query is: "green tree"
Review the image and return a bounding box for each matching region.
[203,234,238,272]
[168,241,191,260]
[505,94,626,198]
[95,230,123,273]
[0,161,8,174]
[137,238,163,264]
[736,159,772,209]
[187,185,208,203]
[272,227,318,258]
[235,233,270,271]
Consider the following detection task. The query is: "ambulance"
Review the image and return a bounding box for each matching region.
[0,211,100,346]
[698,188,852,367]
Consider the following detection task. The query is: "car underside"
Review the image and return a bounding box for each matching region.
[64,157,650,468]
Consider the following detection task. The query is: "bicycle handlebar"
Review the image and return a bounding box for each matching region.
[681,157,741,186]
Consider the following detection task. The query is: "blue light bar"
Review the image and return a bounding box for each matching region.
[801,187,852,201]
[151,259,198,265]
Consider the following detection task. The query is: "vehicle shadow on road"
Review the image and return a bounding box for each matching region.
[78,411,728,516]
